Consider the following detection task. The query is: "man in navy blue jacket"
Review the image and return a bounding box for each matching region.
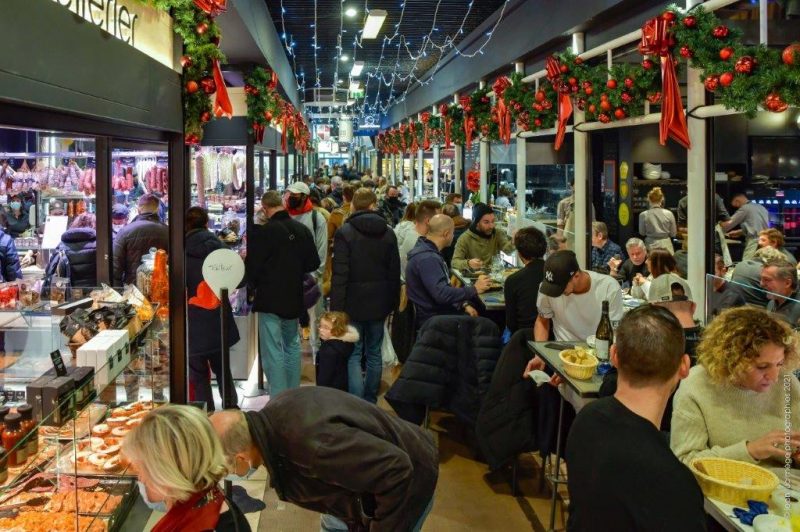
[406,214,490,328]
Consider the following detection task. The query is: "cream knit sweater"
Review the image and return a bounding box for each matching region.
[671,365,800,466]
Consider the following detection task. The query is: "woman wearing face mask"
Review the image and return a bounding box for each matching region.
[670,307,800,467]
[121,404,250,532]
[4,194,30,238]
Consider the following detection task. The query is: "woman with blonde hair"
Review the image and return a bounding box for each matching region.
[121,405,250,532]
[638,187,677,253]
[670,307,800,466]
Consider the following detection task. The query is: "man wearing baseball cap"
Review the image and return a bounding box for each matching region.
[646,273,703,362]
[285,181,328,356]
[525,250,624,378]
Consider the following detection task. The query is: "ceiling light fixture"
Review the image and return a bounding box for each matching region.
[362,9,387,39]
[341,54,349,62]
[345,7,357,17]
[350,61,364,77]
[349,80,361,92]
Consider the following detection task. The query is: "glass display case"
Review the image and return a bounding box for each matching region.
[0,295,169,531]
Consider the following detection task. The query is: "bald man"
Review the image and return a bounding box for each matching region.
[209,387,438,532]
[405,214,491,327]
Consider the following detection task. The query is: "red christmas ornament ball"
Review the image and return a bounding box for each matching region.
[765,92,788,113]
[614,108,626,120]
[704,75,720,92]
[180,55,193,69]
[642,59,654,70]
[781,43,800,65]
[542,100,553,110]
[264,110,273,122]
[568,77,578,86]
[680,46,693,59]
[606,79,618,89]
[196,21,209,35]
[584,87,594,96]
[185,133,199,145]
[600,100,612,112]
[600,93,609,101]
[621,92,633,104]
[624,77,634,89]
[719,72,735,87]
[534,118,542,127]
[186,80,199,94]
[533,103,543,112]
[719,47,734,61]
[535,90,546,102]
[598,113,611,124]
[514,103,522,112]
[574,57,584,65]
[559,64,569,74]
[588,104,597,114]
[481,96,490,104]
[661,11,676,22]
[571,85,579,93]
[712,25,729,39]
[200,77,217,94]
[683,15,697,28]
[734,56,755,74]
[200,111,211,123]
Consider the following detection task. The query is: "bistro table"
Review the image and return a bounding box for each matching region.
[452,268,515,311]
[528,341,602,532]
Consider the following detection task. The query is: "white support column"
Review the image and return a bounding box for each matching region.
[409,150,416,198]
[515,62,527,229]
[759,0,768,44]
[572,32,589,269]
[687,0,707,320]
[453,92,463,195]
[417,148,424,198]
[390,153,396,184]
[433,105,440,199]
[478,80,489,203]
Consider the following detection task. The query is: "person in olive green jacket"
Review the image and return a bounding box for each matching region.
[451,203,514,271]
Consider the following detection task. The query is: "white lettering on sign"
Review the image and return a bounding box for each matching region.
[202,249,245,298]
[51,0,175,70]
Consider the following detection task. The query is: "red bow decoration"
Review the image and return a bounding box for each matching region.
[193,0,227,16]
[545,56,573,151]
[252,122,265,144]
[421,112,431,151]
[639,16,690,149]
[268,71,279,90]
[460,95,475,150]
[188,281,221,310]
[492,77,513,145]
[409,120,419,153]
[439,104,452,149]
[212,59,233,119]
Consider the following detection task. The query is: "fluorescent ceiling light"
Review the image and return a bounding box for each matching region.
[336,79,344,84]
[349,81,361,92]
[345,7,357,17]
[341,55,349,62]
[362,9,387,39]
[350,61,365,77]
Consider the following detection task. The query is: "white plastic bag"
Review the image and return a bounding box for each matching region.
[382,316,398,368]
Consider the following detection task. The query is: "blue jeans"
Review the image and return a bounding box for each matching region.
[258,312,301,397]
[348,320,384,404]
[319,497,434,532]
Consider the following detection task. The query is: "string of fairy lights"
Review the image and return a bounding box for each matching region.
[274,0,511,130]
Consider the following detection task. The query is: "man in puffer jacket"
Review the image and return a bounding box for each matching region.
[330,188,400,404]
[113,194,168,286]
[44,213,97,289]
[185,207,240,411]
[451,202,514,271]
[0,226,21,282]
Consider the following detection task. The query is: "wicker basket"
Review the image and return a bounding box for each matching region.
[690,457,779,507]
[558,350,598,380]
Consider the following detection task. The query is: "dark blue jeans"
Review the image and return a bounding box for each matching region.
[348,320,384,404]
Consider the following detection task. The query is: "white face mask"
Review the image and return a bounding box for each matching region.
[225,455,258,481]
[137,480,167,512]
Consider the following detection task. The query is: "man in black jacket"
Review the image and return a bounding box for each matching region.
[210,386,438,532]
[247,191,320,397]
[331,188,400,403]
[377,185,406,227]
[112,194,168,286]
[504,227,546,333]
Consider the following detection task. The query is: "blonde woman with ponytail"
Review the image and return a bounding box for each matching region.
[639,187,677,254]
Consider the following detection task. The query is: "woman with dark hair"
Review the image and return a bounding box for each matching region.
[630,248,677,300]
[43,212,98,290]
[4,193,30,238]
[504,227,547,332]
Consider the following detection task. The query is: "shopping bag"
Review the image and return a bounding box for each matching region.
[382,316,398,368]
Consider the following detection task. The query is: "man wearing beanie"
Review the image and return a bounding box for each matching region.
[451,202,514,271]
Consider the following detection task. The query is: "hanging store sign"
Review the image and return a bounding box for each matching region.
[51,0,175,69]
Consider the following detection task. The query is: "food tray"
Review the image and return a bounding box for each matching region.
[41,403,108,441]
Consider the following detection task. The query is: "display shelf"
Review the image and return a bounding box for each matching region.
[631,179,685,185]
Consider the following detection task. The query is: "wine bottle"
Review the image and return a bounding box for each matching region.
[595,300,613,361]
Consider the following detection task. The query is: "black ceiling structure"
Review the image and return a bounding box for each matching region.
[263,0,509,121]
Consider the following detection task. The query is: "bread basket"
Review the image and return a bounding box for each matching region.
[689,457,779,507]
[558,350,598,380]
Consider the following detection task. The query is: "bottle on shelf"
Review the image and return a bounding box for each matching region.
[0,406,9,434]
[595,300,613,362]
[16,404,37,456]
[2,413,26,467]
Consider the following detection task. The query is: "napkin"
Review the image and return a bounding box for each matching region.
[527,370,551,386]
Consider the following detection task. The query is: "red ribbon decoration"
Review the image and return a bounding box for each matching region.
[639,16,690,149]
[252,122,265,144]
[460,95,475,150]
[545,56,573,151]
[492,77,513,145]
[409,121,419,153]
[280,104,290,153]
[268,71,279,90]
[212,59,233,118]
[421,111,431,151]
[439,104,452,149]
[193,0,227,16]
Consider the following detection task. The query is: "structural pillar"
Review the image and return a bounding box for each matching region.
[417,148,424,198]
[453,92,463,195]
[572,33,590,268]
[478,80,488,203]
[433,147,440,199]
[409,150,416,198]
[514,62,527,229]
[390,153,396,183]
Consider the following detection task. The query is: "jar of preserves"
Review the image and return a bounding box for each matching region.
[0,406,10,434]
[2,413,26,467]
[16,404,38,456]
